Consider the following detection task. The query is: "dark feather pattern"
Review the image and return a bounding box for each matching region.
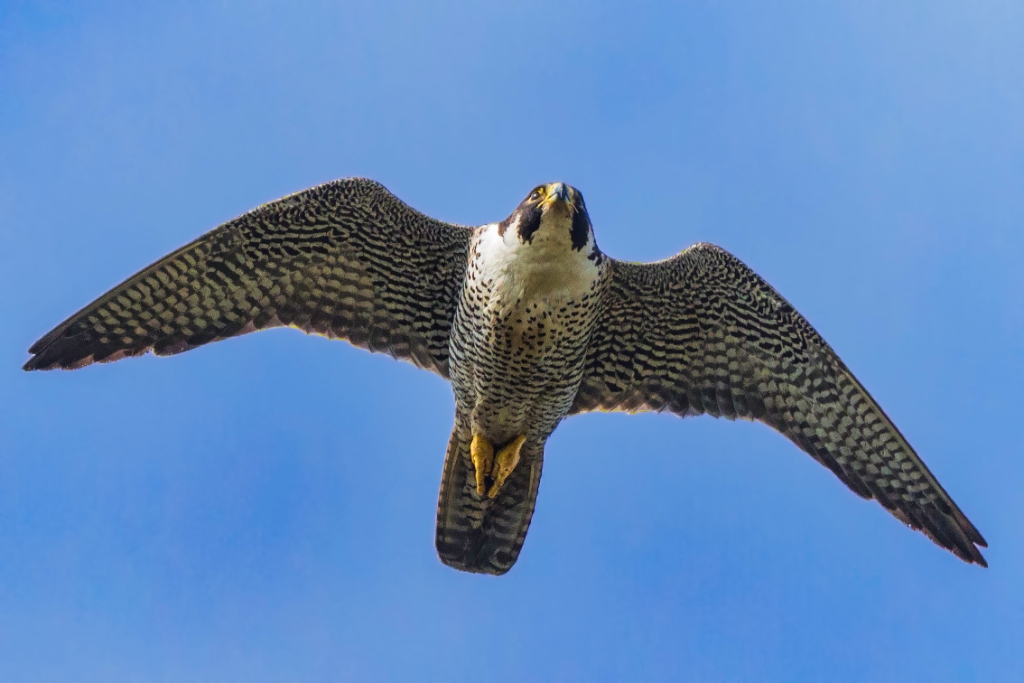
[435,427,544,575]
[571,243,987,566]
[24,178,471,376]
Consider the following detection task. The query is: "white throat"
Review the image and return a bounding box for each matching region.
[475,215,600,310]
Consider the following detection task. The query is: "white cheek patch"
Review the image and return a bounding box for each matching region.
[502,216,520,247]
[476,223,516,273]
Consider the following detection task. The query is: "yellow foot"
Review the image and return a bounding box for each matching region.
[488,434,527,499]
[470,434,494,497]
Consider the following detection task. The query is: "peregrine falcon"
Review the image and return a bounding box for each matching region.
[24,178,987,574]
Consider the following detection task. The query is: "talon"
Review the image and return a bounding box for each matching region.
[470,434,494,497]
[488,434,527,499]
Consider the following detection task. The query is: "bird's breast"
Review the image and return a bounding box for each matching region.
[449,226,607,439]
[453,226,606,367]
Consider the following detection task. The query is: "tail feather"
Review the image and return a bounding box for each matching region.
[435,427,544,575]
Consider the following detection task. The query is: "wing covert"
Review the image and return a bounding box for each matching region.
[24,178,471,376]
[573,243,987,566]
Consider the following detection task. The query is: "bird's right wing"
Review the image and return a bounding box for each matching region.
[24,178,472,377]
[571,243,987,566]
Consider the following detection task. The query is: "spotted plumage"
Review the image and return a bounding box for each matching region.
[24,177,987,573]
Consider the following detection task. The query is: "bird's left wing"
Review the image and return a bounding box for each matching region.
[25,178,471,377]
[571,243,987,566]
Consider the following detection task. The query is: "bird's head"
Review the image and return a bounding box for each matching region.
[498,182,593,252]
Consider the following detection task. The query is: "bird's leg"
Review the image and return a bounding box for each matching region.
[470,433,494,497]
[488,434,527,499]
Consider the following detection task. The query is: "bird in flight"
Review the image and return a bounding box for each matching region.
[24,178,987,574]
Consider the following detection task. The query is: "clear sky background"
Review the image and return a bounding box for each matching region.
[2,1,1023,681]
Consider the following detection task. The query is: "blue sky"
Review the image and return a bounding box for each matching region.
[2,1,1022,680]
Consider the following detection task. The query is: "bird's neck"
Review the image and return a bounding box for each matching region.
[474,223,602,308]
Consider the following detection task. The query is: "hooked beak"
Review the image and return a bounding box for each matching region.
[542,182,574,211]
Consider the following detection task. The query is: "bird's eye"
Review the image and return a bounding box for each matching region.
[529,187,545,201]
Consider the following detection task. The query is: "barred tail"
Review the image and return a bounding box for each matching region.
[435,426,544,575]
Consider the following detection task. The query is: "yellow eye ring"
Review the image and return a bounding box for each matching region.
[529,186,545,201]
